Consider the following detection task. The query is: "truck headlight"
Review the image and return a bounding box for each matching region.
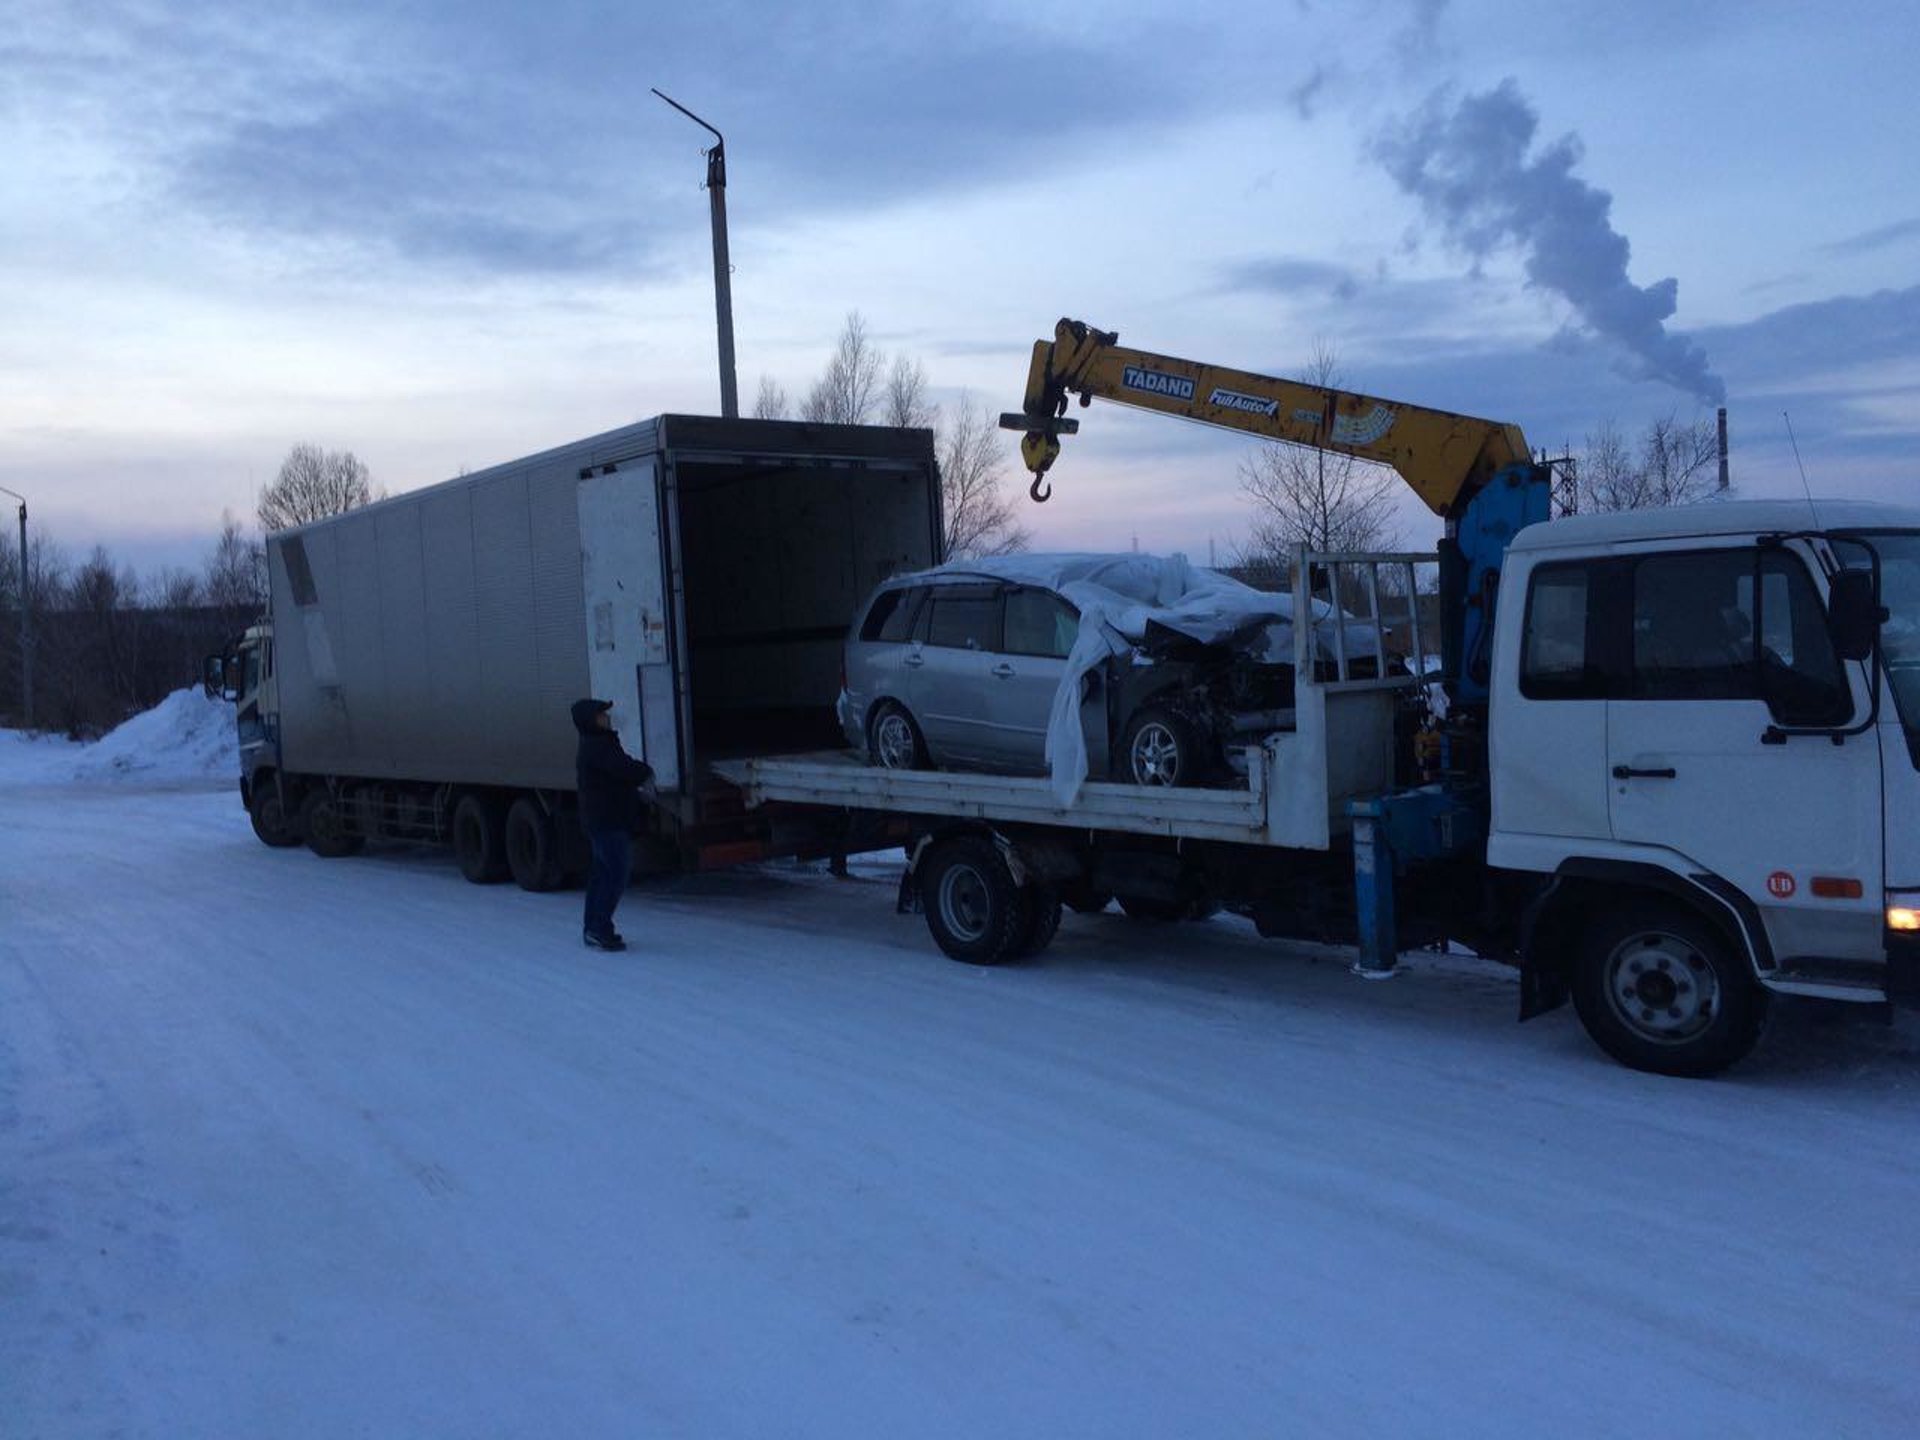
[1889,892,1920,932]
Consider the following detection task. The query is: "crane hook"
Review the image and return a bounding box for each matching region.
[1029,473,1051,503]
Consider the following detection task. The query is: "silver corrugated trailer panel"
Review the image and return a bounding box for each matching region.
[268,415,940,801]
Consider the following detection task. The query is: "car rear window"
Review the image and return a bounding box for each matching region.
[860,586,921,643]
[924,585,1000,650]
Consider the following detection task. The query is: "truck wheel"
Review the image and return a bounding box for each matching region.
[1121,706,1205,787]
[1013,885,1064,958]
[452,793,509,884]
[249,786,303,848]
[921,835,1027,965]
[299,789,364,859]
[504,798,566,892]
[868,701,928,770]
[1571,902,1768,1078]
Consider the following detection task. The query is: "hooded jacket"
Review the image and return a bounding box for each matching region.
[572,699,654,833]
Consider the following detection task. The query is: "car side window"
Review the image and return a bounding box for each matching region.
[923,585,1000,651]
[1629,548,1850,723]
[861,586,922,643]
[1632,551,1759,701]
[1519,563,1597,699]
[1002,587,1079,659]
[1755,552,1850,726]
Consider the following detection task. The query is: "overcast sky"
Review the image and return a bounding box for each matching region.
[5,0,1915,578]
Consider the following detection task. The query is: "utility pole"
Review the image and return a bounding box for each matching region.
[0,485,29,728]
[653,89,739,419]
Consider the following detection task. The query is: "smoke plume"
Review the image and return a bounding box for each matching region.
[1375,79,1726,405]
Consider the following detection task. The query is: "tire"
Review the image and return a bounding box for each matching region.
[1120,706,1206,787]
[1013,886,1064,958]
[920,835,1027,965]
[868,700,929,770]
[452,792,509,884]
[249,783,303,848]
[299,789,363,859]
[1571,901,1768,1078]
[504,797,566,892]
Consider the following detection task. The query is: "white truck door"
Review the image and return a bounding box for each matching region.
[1607,543,1882,964]
[1494,557,1614,843]
[578,461,680,793]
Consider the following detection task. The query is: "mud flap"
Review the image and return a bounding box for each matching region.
[897,834,932,915]
[1519,965,1570,1021]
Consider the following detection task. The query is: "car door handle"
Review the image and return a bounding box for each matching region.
[1612,765,1678,780]
[991,663,1015,678]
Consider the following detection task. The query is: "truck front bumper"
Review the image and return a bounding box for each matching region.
[1887,931,1920,1009]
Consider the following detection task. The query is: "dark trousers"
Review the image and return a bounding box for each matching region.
[583,828,632,938]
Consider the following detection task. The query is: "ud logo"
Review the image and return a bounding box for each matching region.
[1766,871,1796,899]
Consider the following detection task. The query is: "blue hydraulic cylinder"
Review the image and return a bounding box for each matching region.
[1350,801,1398,979]
[1451,463,1551,706]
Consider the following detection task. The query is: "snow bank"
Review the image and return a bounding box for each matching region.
[0,687,238,785]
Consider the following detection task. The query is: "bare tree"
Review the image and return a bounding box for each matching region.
[801,311,883,425]
[1236,343,1399,581]
[752,375,790,420]
[205,509,266,615]
[883,355,933,429]
[940,393,1031,560]
[1580,412,1722,512]
[258,444,376,533]
[149,567,203,610]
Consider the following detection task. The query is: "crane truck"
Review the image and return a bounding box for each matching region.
[723,319,1920,1075]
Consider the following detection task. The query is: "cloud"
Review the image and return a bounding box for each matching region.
[1221,258,1361,301]
[1815,217,1920,258]
[1373,78,1727,406]
[5,0,1211,283]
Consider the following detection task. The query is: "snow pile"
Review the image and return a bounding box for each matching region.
[0,687,239,785]
[70,686,239,782]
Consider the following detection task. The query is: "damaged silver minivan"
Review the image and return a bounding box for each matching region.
[838,554,1389,788]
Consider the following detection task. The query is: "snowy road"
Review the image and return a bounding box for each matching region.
[5,778,1919,1438]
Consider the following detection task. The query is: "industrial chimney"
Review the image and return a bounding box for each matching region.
[1717,407,1730,491]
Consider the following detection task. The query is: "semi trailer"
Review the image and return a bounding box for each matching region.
[212,414,941,885]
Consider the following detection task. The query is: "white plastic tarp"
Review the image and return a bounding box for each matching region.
[919,554,1358,803]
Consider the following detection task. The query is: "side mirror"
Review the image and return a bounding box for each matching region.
[1827,569,1885,663]
[202,654,227,699]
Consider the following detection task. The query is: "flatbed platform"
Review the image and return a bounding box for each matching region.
[712,749,1299,846]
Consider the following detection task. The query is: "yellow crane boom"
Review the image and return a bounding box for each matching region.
[1000,318,1533,517]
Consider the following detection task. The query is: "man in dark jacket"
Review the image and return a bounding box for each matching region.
[572,698,654,951]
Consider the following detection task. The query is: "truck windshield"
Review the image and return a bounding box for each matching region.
[1840,532,1920,751]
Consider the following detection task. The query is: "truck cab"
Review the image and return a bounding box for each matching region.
[206,622,296,846]
[1488,500,1920,1071]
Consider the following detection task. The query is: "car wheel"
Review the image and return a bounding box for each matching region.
[1121,706,1205,787]
[868,700,928,770]
[1570,901,1768,1077]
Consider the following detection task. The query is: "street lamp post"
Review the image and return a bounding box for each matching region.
[0,485,29,728]
[652,89,739,419]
